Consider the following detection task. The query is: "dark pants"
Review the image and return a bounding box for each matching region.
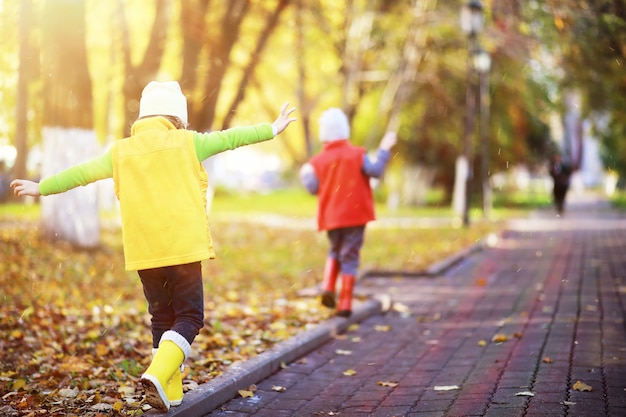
[138,262,204,348]
[327,226,365,276]
[553,183,569,214]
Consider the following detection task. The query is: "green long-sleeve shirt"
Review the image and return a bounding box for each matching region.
[39,118,275,195]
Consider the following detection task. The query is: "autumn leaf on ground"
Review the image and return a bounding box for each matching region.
[477,340,487,347]
[271,385,286,392]
[374,325,391,332]
[378,381,399,387]
[343,369,357,376]
[238,389,255,398]
[491,333,508,343]
[573,381,593,392]
[542,357,554,363]
[433,385,459,391]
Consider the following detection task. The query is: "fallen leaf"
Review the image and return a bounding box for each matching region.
[12,379,26,391]
[95,343,109,356]
[542,357,554,363]
[238,390,255,398]
[477,340,487,347]
[491,333,508,343]
[378,381,399,387]
[573,381,593,392]
[343,369,357,376]
[271,385,286,392]
[374,325,391,332]
[91,403,113,412]
[58,388,79,398]
[335,349,352,355]
[434,385,459,391]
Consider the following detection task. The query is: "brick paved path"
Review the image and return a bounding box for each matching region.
[192,195,626,417]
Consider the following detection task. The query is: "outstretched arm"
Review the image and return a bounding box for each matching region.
[362,131,397,178]
[10,179,41,197]
[271,102,297,135]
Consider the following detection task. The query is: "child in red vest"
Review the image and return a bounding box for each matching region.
[299,108,396,317]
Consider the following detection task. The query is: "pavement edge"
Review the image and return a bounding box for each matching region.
[155,298,382,416]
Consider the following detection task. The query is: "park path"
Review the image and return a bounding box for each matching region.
[155,191,626,417]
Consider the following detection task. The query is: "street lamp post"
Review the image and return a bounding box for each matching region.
[473,48,492,219]
[459,0,484,227]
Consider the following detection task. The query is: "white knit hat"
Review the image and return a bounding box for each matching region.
[319,107,350,142]
[138,81,188,127]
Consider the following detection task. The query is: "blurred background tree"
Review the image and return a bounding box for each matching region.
[0,0,622,245]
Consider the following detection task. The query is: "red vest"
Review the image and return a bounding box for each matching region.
[309,140,375,231]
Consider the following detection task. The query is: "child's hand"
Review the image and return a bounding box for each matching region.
[379,131,397,151]
[10,179,41,197]
[272,102,297,135]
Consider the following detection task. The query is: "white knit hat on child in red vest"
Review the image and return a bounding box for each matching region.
[318,108,350,142]
[138,81,188,127]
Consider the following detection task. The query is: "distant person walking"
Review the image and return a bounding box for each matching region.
[549,153,574,215]
[299,108,396,317]
[11,80,296,412]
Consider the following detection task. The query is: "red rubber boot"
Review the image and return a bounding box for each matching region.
[320,257,340,308]
[336,274,355,317]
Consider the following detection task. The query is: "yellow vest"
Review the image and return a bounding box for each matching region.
[112,118,214,270]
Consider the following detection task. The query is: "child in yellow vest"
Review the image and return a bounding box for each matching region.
[11,81,296,412]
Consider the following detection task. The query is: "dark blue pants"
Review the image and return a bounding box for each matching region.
[327,226,365,276]
[138,262,204,348]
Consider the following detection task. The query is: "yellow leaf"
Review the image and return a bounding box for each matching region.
[343,369,357,376]
[13,379,27,391]
[96,343,109,356]
[377,381,399,387]
[477,340,487,347]
[238,390,255,398]
[573,381,593,392]
[113,401,124,411]
[491,333,508,343]
[374,325,391,332]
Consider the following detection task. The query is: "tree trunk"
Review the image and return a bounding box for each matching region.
[40,0,99,248]
[14,0,35,183]
[118,0,171,134]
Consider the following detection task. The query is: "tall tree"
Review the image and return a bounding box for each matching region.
[40,0,99,247]
[118,0,172,133]
[14,0,36,182]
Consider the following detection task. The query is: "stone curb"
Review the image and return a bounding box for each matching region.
[150,298,382,416]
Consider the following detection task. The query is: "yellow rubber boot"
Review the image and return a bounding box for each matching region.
[142,331,190,411]
[168,365,184,406]
[151,348,184,407]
